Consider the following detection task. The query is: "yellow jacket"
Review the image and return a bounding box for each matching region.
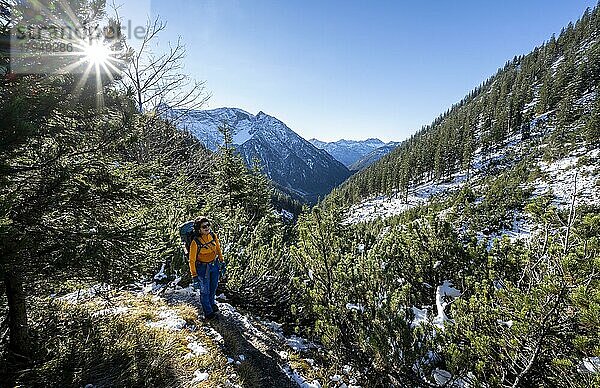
[189,232,224,277]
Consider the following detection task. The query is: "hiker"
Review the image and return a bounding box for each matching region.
[189,216,225,320]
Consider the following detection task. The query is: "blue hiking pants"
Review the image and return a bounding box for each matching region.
[196,260,220,316]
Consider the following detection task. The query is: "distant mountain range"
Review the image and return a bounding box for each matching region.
[170,107,351,203]
[349,142,401,171]
[309,138,399,170]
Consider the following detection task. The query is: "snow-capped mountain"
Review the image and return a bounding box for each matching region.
[173,108,351,203]
[309,138,399,169]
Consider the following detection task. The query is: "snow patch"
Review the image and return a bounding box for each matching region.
[345,171,468,224]
[433,368,452,385]
[277,208,295,221]
[59,284,111,303]
[283,365,322,388]
[91,306,129,318]
[146,309,186,331]
[411,306,429,328]
[535,148,600,207]
[232,127,252,144]
[153,264,167,281]
[286,335,310,352]
[346,303,365,313]
[496,319,514,328]
[191,370,209,383]
[204,326,223,343]
[216,293,228,301]
[184,341,208,358]
[432,281,461,329]
[579,357,600,374]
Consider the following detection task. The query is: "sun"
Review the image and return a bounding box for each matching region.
[64,39,124,107]
[83,41,112,66]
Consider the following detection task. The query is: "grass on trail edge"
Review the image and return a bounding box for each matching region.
[2,291,239,387]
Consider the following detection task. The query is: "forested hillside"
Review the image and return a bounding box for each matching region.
[281,5,600,387]
[328,6,600,206]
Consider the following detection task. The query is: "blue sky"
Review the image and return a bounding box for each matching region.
[140,1,597,142]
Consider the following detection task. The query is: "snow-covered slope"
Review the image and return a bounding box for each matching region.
[309,138,398,169]
[345,112,600,227]
[173,108,352,203]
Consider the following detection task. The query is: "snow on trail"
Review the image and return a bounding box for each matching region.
[58,281,330,387]
[161,283,326,387]
[214,301,322,387]
[153,263,168,281]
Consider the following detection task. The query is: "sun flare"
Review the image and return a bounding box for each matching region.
[64,39,125,107]
[83,41,112,66]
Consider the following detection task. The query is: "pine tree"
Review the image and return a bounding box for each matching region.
[0,1,211,364]
[247,157,272,220]
[0,75,159,358]
[208,123,251,219]
[291,207,353,352]
[585,92,600,144]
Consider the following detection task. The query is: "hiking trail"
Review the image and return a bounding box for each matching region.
[164,287,320,387]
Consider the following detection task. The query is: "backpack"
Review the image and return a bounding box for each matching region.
[179,220,217,256]
[179,220,196,255]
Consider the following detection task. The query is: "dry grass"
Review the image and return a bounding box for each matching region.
[12,290,239,388]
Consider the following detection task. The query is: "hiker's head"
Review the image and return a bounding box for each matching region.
[194,216,211,235]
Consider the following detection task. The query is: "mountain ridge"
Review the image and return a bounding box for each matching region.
[171,107,352,203]
[309,137,399,169]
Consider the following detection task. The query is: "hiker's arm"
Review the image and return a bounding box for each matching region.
[215,235,224,262]
[189,240,198,277]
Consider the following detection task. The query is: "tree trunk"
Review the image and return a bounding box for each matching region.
[4,269,29,359]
